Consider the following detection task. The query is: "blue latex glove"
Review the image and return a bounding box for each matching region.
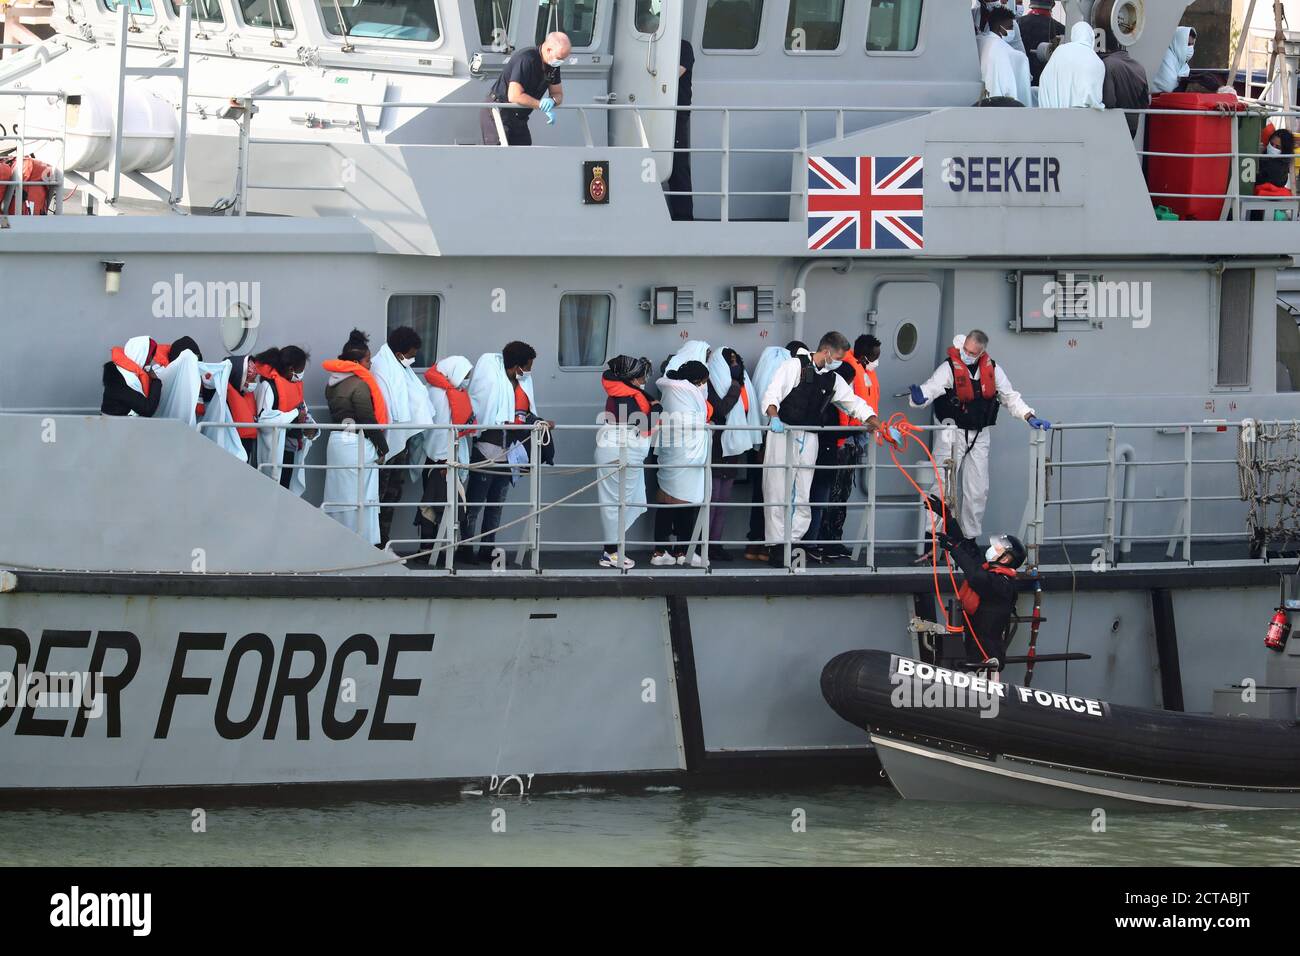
[909,384,925,406]
[539,94,556,125]
[769,416,786,434]
[1027,416,1052,431]
[887,426,903,446]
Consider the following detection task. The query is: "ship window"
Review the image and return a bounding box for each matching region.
[866,0,923,53]
[535,0,598,49]
[388,295,441,369]
[558,293,612,368]
[171,0,224,22]
[634,0,660,34]
[474,0,513,49]
[105,0,157,16]
[317,0,440,41]
[238,0,293,30]
[703,0,764,51]
[785,0,844,52]
[1216,270,1253,387]
[895,321,917,358]
[221,302,258,355]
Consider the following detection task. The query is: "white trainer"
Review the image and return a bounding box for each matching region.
[600,551,635,570]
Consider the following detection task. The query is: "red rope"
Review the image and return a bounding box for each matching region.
[875,415,990,661]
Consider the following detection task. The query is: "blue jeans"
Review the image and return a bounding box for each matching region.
[463,467,512,550]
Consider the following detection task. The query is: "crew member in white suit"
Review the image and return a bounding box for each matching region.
[908,330,1051,540]
[761,332,887,558]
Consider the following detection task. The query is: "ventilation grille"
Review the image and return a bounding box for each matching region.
[676,288,695,323]
[756,286,776,322]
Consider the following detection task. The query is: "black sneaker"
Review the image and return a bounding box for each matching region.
[821,543,851,562]
[708,546,734,562]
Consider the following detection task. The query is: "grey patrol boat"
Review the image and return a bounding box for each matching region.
[1,0,1299,796]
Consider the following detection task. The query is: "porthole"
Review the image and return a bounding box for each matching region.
[895,321,917,358]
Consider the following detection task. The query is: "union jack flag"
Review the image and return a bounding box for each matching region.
[807,155,924,251]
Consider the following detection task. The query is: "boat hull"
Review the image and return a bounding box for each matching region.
[823,650,1300,810]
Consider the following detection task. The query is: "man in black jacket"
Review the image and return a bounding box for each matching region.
[929,495,1025,668]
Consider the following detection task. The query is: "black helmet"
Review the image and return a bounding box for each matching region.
[989,533,1027,570]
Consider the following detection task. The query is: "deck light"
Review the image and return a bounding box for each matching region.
[102,260,124,295]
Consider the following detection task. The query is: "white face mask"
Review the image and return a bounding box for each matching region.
[291,371,304,382]
[963,351,981,365]
[401,356,416,368]
[866,359,879,371]
[985,545,1002,563]
[1268,144,1282,155]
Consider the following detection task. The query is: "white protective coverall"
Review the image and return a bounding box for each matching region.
[760,350,875,545]
[1038,21,1106,109]
[1151,26,1194,94]
[911,336,1035,538]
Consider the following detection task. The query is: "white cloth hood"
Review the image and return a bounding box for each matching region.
[1038,21,1105,110]
[1152,26,1194,94]
[116,336,153,394]
[436,355,472,389]
[665,340,710,373]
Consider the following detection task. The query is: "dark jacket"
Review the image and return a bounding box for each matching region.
[1261,129,1296,189]
[708,373,743,467]
[1018,11,1064,84]
[101,362,161,417]
[951,539,1018,662]
[1101,49,1150,136]
[326,374,388,458]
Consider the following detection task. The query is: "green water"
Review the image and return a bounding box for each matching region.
[2,784,1298,866]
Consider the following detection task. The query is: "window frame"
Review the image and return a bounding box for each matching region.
[557,290,615,371]
[385,291,443,372]
[782,0,847,57]
[534,0,604,53]
[700,0,769,56]
[169,0,227,24]
[1211,270,1254,392]
[102,0,159,19]
[474,0,518,51]
[312,0,446,47]
[233,0,298,37]
[864,0,926,58]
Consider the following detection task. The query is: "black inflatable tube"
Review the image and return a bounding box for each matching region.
[822,650,1300,788]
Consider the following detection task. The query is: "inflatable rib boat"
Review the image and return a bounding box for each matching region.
[822,650,1300,810]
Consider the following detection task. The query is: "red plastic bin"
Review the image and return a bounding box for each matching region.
[1145,92,1242,221]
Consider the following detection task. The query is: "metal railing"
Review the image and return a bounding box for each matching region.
[192,416,1273,575]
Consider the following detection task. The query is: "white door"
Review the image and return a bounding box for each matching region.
[608,0,684,180]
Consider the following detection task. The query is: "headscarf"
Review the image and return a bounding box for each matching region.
[1152,26,1195,94]
[604,354,652,383]
[1038,21,1105,110]
[668,360,710,384]
[435,355,473,389]
[665,340,711,373]
[227,354,254,393]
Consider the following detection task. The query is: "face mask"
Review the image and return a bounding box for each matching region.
[866,359,880,371]
[291,371,304,382]
[1269,144,1282,155]
[985,545,1002,563]
[962,350,981,365]
[401,356,415,368]
[825,360,842,372]
[548,58,566,67]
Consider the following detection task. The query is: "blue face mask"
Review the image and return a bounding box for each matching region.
[825,360,842,372]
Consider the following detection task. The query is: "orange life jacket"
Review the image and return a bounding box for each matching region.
[109,342,157,396]
[0,156,53,216]
[836,352,879,447]
[948,346,997,404]
[514,382,531,416]
[601,377,652,435]
[321,360,389,424]
[266,372,304,412]
[227,384,258,439]
[957,564,1017,614]
[425,367,478,437]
